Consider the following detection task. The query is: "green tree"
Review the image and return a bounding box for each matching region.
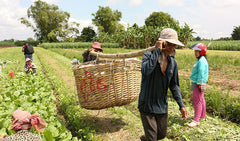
[231,26,240,40]
[145,12,178,28]
[27,37,35,42]
[179,23,195,46]
[92,6,122,34]
[80,26,96,42]
[20,0,80,42]
[195,36,201,41]
[3,39,15,42]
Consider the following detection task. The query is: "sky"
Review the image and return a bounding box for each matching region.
[1,0,240,41]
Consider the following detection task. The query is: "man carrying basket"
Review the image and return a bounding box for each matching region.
[138,28,189,141]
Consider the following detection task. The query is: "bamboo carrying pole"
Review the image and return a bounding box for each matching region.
[89,46,156,59]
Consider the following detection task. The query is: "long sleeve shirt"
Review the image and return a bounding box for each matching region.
[190,56,209,85]
[82,49,97,63]
[138,48,184,114]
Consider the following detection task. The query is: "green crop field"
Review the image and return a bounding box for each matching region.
[0,47,239,140]
[187,41,240,51]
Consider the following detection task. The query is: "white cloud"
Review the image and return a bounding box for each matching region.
[119,21,128,30]
[129,0,144,6]
[0,0,34,40]
[69,18,98,33]
[158,0,184,7]
[181,0,240,39]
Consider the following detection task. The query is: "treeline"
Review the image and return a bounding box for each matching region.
[0,39,39,47]
[17,1,194,49]
[41,42,120,49]
[0,41,15,47]
[92,23,193,49]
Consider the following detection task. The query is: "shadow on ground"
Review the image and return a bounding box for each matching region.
[82,115,127,134]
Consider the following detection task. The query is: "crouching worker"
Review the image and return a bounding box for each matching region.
[82,42,103,63]
[24,58,37,74]
[0,109,46,141]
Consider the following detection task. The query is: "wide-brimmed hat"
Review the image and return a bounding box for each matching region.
[158,28,184,47]
[92,42,102,52]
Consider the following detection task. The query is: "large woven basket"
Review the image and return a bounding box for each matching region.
[72,59,142,110]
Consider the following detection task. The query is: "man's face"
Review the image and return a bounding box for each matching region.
[165,42,176,53]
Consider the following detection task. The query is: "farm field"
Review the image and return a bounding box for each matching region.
[0,47,240,140]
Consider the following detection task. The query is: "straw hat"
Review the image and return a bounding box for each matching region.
[158,28,184,47]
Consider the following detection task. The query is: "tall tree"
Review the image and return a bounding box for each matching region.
[20,0,80,42]
[81,26,96,42]
[92,6,122,34]
[145,12,178,28]
[179,23,195,46]
[231,26,240,40]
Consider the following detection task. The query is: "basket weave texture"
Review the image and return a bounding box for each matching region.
[72,59,142,110]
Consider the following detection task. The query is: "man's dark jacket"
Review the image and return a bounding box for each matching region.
[138,48,184,114]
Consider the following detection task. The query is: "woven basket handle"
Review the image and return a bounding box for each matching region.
[89,46,156,59]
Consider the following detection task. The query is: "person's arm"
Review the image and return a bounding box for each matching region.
[82,49,90,62]
[22,45,25,52]
[169,60,184,108]
[197,60,204,85]
[141,48,161,76]
[24,65,29,72]
[169,60,188,119]
[31,63,37,69]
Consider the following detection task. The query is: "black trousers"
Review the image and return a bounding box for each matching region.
[140,111,168,141]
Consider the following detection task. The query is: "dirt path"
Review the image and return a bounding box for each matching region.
[37,49,76,92]
[36,48,143,141]
[179,70,240,97]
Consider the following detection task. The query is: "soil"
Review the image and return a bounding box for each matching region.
[179,70,240,97]
[37,49,76,92]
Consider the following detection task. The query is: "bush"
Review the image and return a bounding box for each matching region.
[14,40,40,46]
[40,42,121,49]
[0,41,15,47]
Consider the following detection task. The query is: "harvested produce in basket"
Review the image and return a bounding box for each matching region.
[73,59,142,109]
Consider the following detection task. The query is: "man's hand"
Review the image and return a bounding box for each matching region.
[88,48,94,52]
[155,41,165,49]
[180,107,188,120]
